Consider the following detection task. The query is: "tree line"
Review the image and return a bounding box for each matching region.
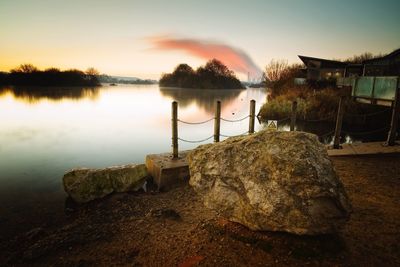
[159,59,244,89]
[97,74,157,85]
[0,64,100,86]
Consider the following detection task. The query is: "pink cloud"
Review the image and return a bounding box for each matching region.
[149,36,262,78]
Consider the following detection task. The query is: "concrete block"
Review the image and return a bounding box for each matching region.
[145,151,190,191]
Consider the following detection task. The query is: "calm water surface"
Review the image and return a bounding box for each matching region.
[0,84,390,237]
[0,84,267,236]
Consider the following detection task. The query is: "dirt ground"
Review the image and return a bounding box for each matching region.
[1,154,399,266]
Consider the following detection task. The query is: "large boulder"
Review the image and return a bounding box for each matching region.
[63,164,148,203]
[188,131,351,235]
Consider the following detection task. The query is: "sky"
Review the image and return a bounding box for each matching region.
[1,0,399,80]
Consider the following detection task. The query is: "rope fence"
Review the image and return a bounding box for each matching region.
[277,117,291,123]
[262,93,399,148]
[317,130,335,138]
[302,114,336,123]
[342,126,390,136]
[171,89,399,157]
[171,100,257,158]
[272,106,390,125]
[344,108,390,118]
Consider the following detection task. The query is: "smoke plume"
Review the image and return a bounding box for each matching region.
[149,36,262,78]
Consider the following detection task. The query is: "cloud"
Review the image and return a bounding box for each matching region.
[148,35,262,78]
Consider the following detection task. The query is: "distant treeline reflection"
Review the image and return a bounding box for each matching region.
[0,86,99,102]
[0,64,100,87]
[159,87,242,111]
[97,74,157,85]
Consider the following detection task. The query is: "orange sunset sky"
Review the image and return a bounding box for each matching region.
[1,0,399,80]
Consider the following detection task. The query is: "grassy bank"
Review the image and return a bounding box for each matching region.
[259,86,389,123]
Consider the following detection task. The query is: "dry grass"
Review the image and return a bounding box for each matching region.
[258,86,387,122]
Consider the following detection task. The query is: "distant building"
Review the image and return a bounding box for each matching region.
[298,48,400,81]
[344,64,364,77]
[298,55,364,81]
[298,55,347,80]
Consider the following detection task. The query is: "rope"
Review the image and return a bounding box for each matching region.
[269,111,386,123]
[221,115,249,123]
[277,117,291,123]
[342,126,389,135]
[344,109,390,118]
[220,131,249,138]
[177,117,214,125]
[177,135,214,143]
[318,130,335,138]
[268,115,334,123]
[302,115,336,122]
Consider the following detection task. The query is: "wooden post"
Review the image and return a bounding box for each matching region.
[371,77,377,105]
[172,101,178,158]
[351,78,358,101]
[333,96,345,149]
[385,79,400,146]
[290,101,297,131]
[248,100,256,134]
[214,101,221,142]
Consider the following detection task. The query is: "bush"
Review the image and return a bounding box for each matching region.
[265,60,304,97]
[259,87,350,121]
[1,64,100,86]
[159,59,244,89]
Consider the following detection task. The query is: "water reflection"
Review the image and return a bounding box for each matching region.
[0,86,100,103]
[159,87,243,113]
[0,85,268,195]
[0,84,268,237]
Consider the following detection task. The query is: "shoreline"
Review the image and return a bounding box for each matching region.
[1,154,399,266]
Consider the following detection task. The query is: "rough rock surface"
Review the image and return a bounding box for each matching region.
[63,164,148,203]
[188,130,351,235]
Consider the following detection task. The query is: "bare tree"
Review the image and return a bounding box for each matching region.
[265,59,289,82]
[86,67,100,76]
[344,52,384,64]
[11,64,38,73]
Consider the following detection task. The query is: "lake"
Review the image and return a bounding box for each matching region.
[0,84,267,238]
[0,84,391,238]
